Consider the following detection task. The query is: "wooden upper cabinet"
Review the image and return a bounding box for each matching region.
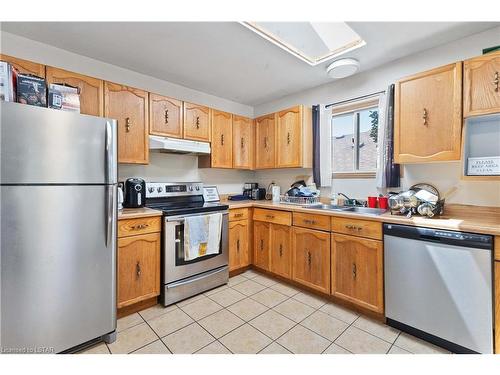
[232,115,254,169]
[0,54,45,78]
[183,102,210,141]
[104,82,149,164]
[331,234,384,313]
[276,105,309,168]
[269,224,292,279]
[255,113,276,169]
[253,220,270,271]
[394,62,462,163]
[149,93,183,138]
[46,66,104,117]
[464,51,500,117]
[292,227,330,294]
[210,110,233,168]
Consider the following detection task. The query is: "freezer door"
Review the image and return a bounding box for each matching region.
[0,102,117,184]
[1,185,117,353]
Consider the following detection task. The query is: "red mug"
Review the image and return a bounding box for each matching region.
[367,196,378,208]
[378,196,388,209]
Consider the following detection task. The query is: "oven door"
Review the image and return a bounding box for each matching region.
[163,211,229,284]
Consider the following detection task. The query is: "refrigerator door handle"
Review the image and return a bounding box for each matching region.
[105,120,116,184]
[106,185,115,247]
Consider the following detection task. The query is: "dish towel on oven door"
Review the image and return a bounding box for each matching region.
[183,213,222,261]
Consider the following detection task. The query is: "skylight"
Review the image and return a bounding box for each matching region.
[241,22,366,66]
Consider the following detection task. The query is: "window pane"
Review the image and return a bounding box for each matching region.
[332,113,354,172]
[358,108,378,171]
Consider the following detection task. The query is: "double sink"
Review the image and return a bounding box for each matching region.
[303,204,387,216]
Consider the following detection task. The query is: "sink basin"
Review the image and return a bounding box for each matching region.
[304,204,387,216]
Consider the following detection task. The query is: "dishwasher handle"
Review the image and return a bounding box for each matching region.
[383,223,493,250]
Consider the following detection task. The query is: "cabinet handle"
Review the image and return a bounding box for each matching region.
[164,109,169,124]
[345,224,362,231]
[136,262,141,278]
[131,223,149,230]
[234,213,243,218]
[422,108,428,126]
[195,116,200,129]
[125,117,131,132]
[287,132,291,145]
[279,244,283,257]
[352,263,357,279]
[307,251,312,267]
[266,214,275,219]
[303,219,316,225]
[264,136,268,149]
[221,134,224,146]
[494,71,499,92]
[236,239,240,252]
[260,239,264,251]
[241,137,244,149]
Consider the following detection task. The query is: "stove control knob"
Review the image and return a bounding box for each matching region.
[195,186,200,191]
[148,187,154,193]
[188,186,193,191]
[157,186,163,193]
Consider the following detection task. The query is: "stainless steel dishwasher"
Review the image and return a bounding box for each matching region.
[384,223,493,353]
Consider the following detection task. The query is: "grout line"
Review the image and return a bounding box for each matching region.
[135,313,173,354]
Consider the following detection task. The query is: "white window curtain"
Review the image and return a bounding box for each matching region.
[318,104,332,187]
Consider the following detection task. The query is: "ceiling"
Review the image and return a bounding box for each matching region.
[1,22,498,106]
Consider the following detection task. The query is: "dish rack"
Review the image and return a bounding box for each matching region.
[279,196,320,206]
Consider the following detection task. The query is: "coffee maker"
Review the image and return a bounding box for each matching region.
[243,183,258,199]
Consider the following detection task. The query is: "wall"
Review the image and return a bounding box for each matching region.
[0,31,255,194]
[253,26,500,206]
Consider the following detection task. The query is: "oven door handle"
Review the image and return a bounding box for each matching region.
[166,266,228,289]
[165,211,229,223]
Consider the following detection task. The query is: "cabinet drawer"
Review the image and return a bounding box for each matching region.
[293,212,330,231]
[118,217,161,238]
[331,217,382,240]
[253,208,291,226]
[229,208,249,222]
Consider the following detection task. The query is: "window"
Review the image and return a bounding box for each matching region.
[331,104,378,177]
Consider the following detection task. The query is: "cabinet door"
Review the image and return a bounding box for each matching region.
[292,227,330,294]
[0,54,45,77]
[104,82,149,164]
[149,93,183,138]
[229,219,249,271]
[117,232,160,308]
[211,110,233,168]
[331,233,383,313]
[394,62,462,163]
[255,114,276,169]
[183,102,210,141]
[464,51,500,117]
[233,115,254,169]
[46,66,104,116]
[495,262,500,354]
[253,221,270,271]
[276,106,302,167]
[270,224,291,279]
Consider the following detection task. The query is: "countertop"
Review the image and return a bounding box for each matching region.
[118,207,163,220]
[224,199,500,236]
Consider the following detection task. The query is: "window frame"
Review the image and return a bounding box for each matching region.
[331,99,379,179]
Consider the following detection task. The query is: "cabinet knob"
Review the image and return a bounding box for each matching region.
[125,117,131,132]
[422,108,428,126]
[195,116,200,129]
[494,71,499,92]
[352,263,357,279]
[164,109,169,124]
[136,262,141,278]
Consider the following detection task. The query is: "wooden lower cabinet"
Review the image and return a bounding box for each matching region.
[229,219,250,271]
[292,227,330,294]
[269,224,292,278]
[253,220,271,271]
[495,261,499,354]
[331,233,384,313]
[117,232,161,308]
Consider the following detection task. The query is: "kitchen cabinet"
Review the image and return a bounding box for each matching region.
[149,93,183,138]
[232,115,254,169]
[229,219,250,272]
[183,102,210,141]
[253,208,292,226]
[495,261,500,354]
[253,220,271,271]
[276,105,312,168]
[269,224,292,279]
[46,66,104,116]
[331,233,383,313]
[394,62,462,163]
[331,217,382,240]
[292,227,330,294]
[104,82,149,164]
[255,113,276,169]
[464,51,500,117]
[293,212,330,232]
[0,54,45,77]
[210,109,233,168]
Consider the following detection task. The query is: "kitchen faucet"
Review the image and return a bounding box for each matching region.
[337,192,366,207]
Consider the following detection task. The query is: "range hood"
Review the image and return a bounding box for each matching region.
[149,135,211,155]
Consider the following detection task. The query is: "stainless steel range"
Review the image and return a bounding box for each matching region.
[145,182,229,306]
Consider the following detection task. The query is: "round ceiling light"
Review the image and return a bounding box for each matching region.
[326,58,360,79]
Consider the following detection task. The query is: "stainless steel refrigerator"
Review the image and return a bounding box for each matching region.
[0,102,117,353]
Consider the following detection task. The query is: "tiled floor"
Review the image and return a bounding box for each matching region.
[79,270,451,354]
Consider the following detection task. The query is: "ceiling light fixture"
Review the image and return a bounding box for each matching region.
[326,58,360,79]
